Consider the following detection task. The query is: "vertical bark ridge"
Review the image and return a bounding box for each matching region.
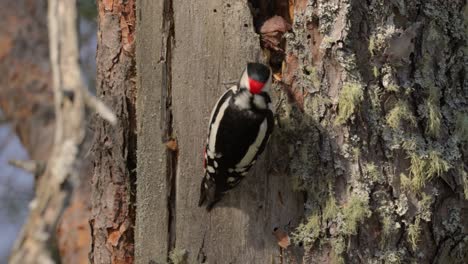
[90,1,137,263]
[161,0,178,258]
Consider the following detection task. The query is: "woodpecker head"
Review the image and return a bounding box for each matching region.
[240,63,272,94]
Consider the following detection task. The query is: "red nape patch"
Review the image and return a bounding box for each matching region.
[248,78,265,94]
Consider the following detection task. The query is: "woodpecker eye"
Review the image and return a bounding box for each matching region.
[248,78,265,94]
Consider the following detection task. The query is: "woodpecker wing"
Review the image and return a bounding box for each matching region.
[199,87,236,208]
[214,100,273,173]
[199,87,273,210]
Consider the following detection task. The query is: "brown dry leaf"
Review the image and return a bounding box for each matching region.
[288,0,295,21]
[260,16,292,34]
[166,139,178,151]
[260,16,292,52]
[273,228,291,249]
[107,229,121,247]
[273,73,282,82]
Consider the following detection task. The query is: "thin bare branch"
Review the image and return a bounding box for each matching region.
[83,88,117,125]
[8,160,46,176]
[8,0,115,263]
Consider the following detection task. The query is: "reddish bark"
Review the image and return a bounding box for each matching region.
[89,0,137,263]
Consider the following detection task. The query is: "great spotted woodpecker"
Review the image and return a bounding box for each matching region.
[198,63,274,211]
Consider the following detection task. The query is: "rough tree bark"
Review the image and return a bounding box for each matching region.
[279,0,467,263]
[136,0,303,263]
[89,0,137,263]
[134,0,467,263]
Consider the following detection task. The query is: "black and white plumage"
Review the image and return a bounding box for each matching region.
[198,63,274,211]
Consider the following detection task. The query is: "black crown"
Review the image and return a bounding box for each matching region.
[247,63,270,83]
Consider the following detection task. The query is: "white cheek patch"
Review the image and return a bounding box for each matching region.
[253,95,267,109]
[214,161,218,168]
[234,91,251,110]
[240,69,249,89]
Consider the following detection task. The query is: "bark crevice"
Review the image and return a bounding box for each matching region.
[161,0,177,259]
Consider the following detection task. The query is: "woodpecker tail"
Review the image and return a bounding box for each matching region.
[198,176,220,211]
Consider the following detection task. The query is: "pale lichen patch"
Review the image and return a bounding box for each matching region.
[334,82,364,125]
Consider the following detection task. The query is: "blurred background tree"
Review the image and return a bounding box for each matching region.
[0,0,97,262]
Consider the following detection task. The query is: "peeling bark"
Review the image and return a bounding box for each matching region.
[89,0,137,263]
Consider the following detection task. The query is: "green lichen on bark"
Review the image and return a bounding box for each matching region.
[303,65,321,92]
[280,0,467,262]
[423,86,442,138]
[386,100,417,129]
[341,195,372,235]
[407,217,422,250]
[292,193,371,258]
[406,150,451,192]
[335,82,364,125]
[169,248,188,264]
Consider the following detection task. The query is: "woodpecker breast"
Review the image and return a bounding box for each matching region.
[198,63,274,211]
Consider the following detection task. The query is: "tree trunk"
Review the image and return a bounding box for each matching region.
[0,0,53,160]
[89,0,137,263]
[279,0,467,263]
[134,0,467,263]
[135,0,303,263]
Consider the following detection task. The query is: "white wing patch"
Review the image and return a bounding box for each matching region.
[206,87,236,158]
[207,166,215,173]
[236,118,268,169]
[208,86,236,128]
[208,96,231,155]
